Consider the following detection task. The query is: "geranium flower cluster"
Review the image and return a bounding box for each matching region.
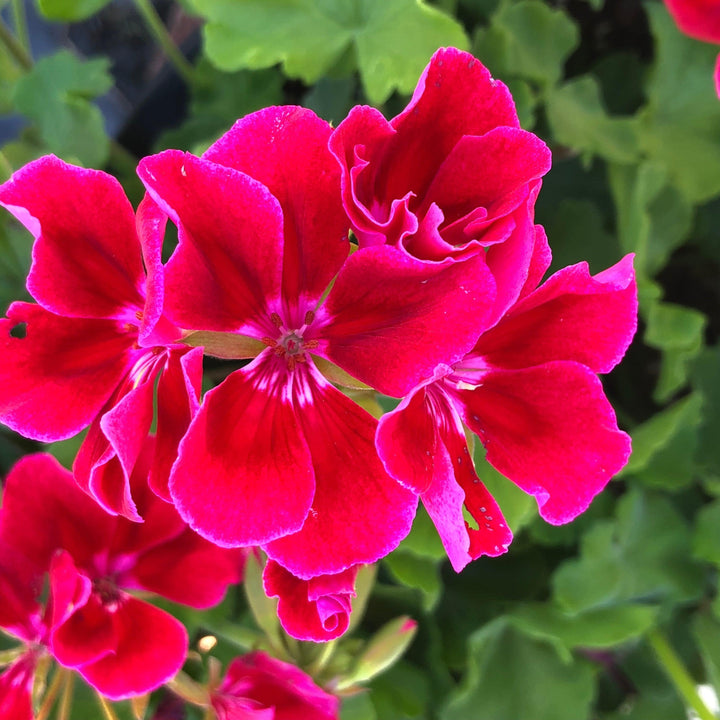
[0,47,637,712]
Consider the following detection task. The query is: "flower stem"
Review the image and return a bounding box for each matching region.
[10,0,30,58]
[132,0,195,85]
[647,628,717,720]
[35,667,67,720]
[58,672,74,720]
[0,15,32,70]
[96,692,120,720]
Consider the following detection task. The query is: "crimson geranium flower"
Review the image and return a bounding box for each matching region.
[0,451,243,700]
[377,248,637,571]
[329,46,552,325]
[137,105,497,579]
[264,560,358,642]
[211,652,338,720]
[0,156,200,519]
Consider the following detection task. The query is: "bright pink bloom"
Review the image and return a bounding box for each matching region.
[0,156,200,519]
[663,0,720,97]
[138,106,496,578]
[330,47,552,324]
[211,652,338,720]
[264,561,358,642]
[377,253,638,571]
[0,452,243,700]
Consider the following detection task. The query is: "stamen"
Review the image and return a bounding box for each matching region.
[261,337,278,348]
[270,313,284,329]
[304,310,315,325]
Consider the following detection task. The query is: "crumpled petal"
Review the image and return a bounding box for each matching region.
[0,302,137,441]
[459,362,632,524]
[264,560,357,642]
[264,364,418,578]
[0,155,145,320]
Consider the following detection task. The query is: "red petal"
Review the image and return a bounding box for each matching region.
[77,595,188,700]
[264,561,357,641]
[129,530,243,608]
[216,652,339,720]
[475,255,638,373]
[378,381,511,572]
[0,655,36,720]
[138,151,283,335]
[460,363,632,524]
[424,128,551,229]
[0,454,115,573]
[264,366,418,577]
[150,346,203,501]
[664,0,720,42]
[50,553,115,668]
[385,49,518,204]
[205,107,350,310]
[320,248,495,397]
[169,355,315,547]
[0,155,144,319]
[0,303,136,441]
[73,363,157,520]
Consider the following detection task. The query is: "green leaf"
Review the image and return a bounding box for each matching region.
[509,603,659,660]
[639,4,720,203]
[608,161,693,280]
[546,75,641,164]
[189,0,468,104]
[442,619,595,720]
[543,198,621,273]
[644,302,707,403]
[693,500,720,566]
[692,346,720,484]
[36,0,112,21]
[12,50,112,167]
[397,505,446,561]
[693,611,720,698]
[384,551,442,611]
[621,393,703,490]
[474,0,579,88]
[369,661,430,719]
[553,489,705,613]
[157,62,284,153]
[341,692,377,720]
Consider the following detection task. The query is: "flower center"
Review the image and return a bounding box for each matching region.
[262,312,318,370]
[93,577,122,610]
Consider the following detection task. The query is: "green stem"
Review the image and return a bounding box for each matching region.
[96,692,120,720]
[35,668,66,720]
[132,0,195,85]
[10,0,30,58]
[0,15,32,70]
[648,629,717,720]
